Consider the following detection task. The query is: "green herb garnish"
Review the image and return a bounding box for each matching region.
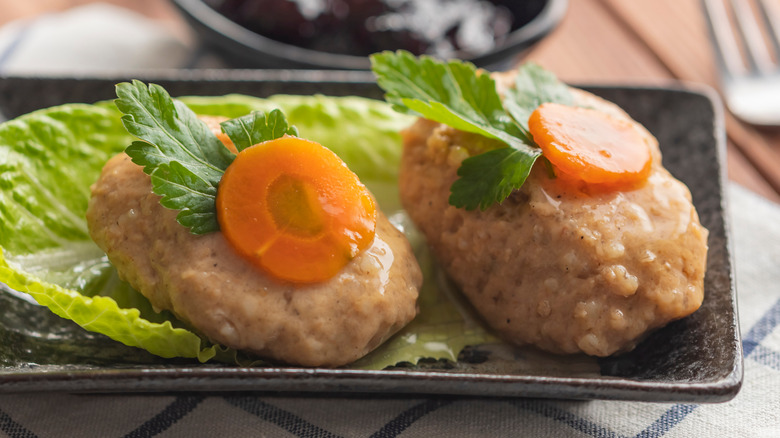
[370,50,573,210]
[220,110,299,153]
[114,80,296,234]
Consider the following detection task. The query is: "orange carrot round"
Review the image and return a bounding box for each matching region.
[216,135,377,283]
[528,103,652,188]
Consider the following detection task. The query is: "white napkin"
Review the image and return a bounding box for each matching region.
[0,3,213,75]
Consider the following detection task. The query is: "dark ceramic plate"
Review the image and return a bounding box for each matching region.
[0,71,741,402]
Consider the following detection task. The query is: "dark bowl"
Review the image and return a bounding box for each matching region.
[170,0,569,70]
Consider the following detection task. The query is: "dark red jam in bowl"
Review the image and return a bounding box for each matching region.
[204,0,545,58]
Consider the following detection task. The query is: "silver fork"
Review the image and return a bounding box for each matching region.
[703,0,780,125]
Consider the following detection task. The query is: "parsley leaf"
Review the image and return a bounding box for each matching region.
[116,80,232,234]
[151,161,220,234]
[449,148,539,210]
[370,51,573,210]
[220,109,299,152]
[114,80,295,234]
[116,80,234,185]
[504,63,573,132]
[371,50,530,152]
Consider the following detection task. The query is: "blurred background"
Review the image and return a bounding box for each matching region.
[0,0,778,204]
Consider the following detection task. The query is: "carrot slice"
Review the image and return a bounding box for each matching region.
[528,103,652,188]
[216,136,377,283]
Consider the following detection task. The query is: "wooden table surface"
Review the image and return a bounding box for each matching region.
[1,0,779,203]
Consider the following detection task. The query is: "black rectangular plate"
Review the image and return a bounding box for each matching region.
[0,71,741,402]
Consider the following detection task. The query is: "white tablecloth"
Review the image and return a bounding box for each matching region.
[0,4,778,437]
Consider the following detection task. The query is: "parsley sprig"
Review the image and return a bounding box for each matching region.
[115,80,296,234]
[220,110,299,153]
[370,50,572,210]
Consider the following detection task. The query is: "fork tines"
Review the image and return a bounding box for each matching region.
[704,0,780,76]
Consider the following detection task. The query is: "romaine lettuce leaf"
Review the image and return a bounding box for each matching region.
[0,250,218,361]
[0,93,496,369]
